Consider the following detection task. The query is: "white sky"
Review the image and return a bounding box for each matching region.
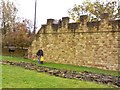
[9,0,116,31]
[10,0,88,30]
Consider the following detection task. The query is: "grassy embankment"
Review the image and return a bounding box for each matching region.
[1,56,119,76]
[1,56,119,88]
[2,64,114,88]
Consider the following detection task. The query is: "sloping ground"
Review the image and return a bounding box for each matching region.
[2,56,119,76]
[2,64,114,88]
[1,60,120,87]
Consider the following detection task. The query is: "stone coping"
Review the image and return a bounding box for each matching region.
[1,60,120,87]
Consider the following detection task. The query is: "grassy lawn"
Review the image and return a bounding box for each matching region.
[2,64,114,88]
[1,56,119,76]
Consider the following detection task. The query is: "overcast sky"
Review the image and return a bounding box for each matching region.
[10,0,89,30]
[9,0,117,31]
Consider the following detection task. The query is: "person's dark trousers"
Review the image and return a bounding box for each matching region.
[40,61,43,64]
[38,56,41,64]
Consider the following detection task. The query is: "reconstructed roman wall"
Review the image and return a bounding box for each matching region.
[28,13,120,71]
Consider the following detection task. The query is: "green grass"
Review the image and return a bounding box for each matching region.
[1,56,119,76]
[2,64,114,88]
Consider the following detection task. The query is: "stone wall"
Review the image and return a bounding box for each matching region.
[28,13,120,71]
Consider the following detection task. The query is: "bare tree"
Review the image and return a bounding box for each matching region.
[0,0,18,34]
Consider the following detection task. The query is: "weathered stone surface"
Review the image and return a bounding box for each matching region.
[27,15,119,71]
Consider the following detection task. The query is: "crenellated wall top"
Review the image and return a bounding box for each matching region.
[37,13,119,34]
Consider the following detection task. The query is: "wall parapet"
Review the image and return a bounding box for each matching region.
[37,13,119,35]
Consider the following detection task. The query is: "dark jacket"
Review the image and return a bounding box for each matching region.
[36,49,43,56]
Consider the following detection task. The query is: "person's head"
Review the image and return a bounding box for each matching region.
[39,47,42,50]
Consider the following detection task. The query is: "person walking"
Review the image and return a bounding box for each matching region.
[36,49,43,64]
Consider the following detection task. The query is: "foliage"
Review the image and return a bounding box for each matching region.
[68,0,118,22]
[2,56,119,76]
[1,0,35,48]
[68,4,81,21]
[2,64,113,88]
[2,20,35,48]
[0,0,18,34]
